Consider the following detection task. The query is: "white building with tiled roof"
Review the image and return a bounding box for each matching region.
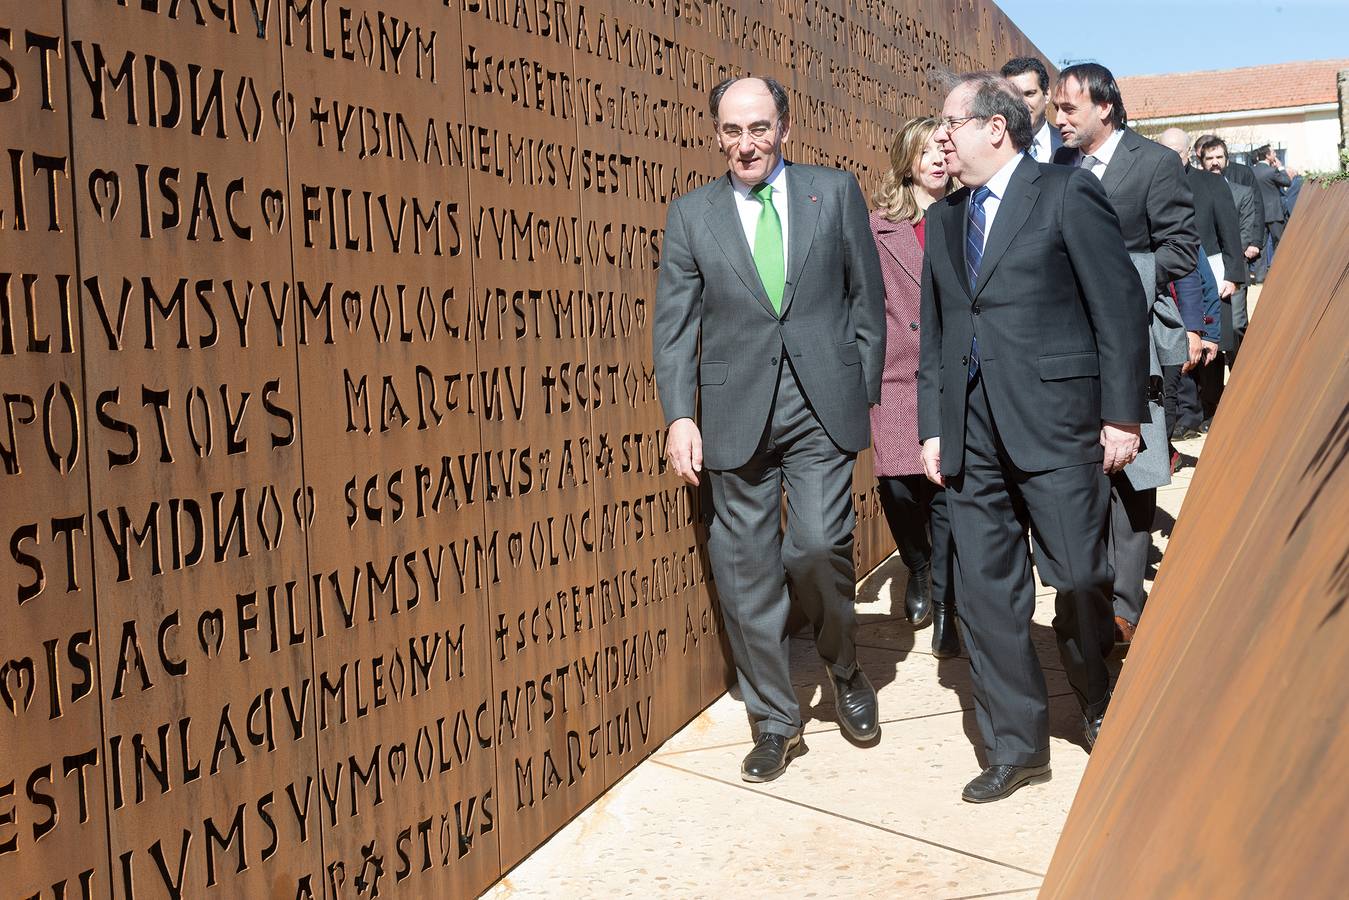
[1119,59,1347,171]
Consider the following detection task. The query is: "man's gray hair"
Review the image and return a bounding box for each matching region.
[709,76,790,123]
[952,72,1034,151]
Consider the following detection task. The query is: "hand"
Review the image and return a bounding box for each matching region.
[921,438,944,487]
[1100,421,1141,474]
[1244,245,1261,260]
[665,417,703,486]
[1201,340,1220,365]
[1182,331,1202,373]
[1219,280,1236,300]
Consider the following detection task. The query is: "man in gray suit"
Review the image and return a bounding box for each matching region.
[653,76,886,782]
[1052,63,1200,640]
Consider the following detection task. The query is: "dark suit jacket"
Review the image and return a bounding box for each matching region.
[654,163,886,470]
[1053,128,1199,287]
[917,155,1148,476]
[1185,166,1245,285]
[1224,161,1266,227]
[1252,161,1292,222]
[1227,179,1262,250]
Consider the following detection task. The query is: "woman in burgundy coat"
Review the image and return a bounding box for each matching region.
[869,117,959,657]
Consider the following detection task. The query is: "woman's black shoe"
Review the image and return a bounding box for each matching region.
[904,565,932,627]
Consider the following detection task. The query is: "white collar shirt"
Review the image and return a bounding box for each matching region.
[1029,121,1054,163]
[730,157,790,254]
[970,152,1023,253]
[1080,127,1125,179]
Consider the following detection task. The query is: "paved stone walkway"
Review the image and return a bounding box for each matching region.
[486,434,1205,899]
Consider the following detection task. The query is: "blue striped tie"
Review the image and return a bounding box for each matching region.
[966,186,990,382]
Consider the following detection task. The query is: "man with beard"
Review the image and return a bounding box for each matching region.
[1052,63,1200,643]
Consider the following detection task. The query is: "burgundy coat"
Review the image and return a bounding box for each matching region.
[868,211,925,477]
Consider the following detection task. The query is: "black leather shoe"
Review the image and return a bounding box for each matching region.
[741,733,801,782]
[1084,709,1107,750]
[961,764,1051,803]
[829,669,879,742]
[930,600,960,659]
[905,565,932,627]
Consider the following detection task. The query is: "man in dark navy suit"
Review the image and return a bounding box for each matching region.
[918,72,1147,802]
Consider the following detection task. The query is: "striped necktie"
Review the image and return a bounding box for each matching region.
[966,186,990,381]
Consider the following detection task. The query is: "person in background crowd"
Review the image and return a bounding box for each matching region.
[919,73,1146,802]
[1052,63,1199,645]
[1197,136,1260,361]
[1158,128,1243,429]
[868,116,960,658]
[654,76,886,783]
[1283,171,1304,218]
[1252,144,1295,279]
[1000,56,1061,163]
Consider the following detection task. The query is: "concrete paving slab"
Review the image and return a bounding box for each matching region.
[484,757,1042,899]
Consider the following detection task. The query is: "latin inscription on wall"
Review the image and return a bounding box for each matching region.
[0,1,1040,895]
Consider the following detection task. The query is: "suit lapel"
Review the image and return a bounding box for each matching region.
[877,222,922,285]
[780,164,820,315]
[944,188,971,299]
[703,176,775,316]
[973,155,1041,299]
[1100,129,1139,196]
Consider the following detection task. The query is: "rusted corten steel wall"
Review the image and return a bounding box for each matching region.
[0,2,1041,895]
[1043,181,1349,899]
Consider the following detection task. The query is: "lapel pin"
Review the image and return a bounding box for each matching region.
[809,194,818,203]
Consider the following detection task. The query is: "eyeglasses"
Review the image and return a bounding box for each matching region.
[938,115,980,133]
[719,120,778,143]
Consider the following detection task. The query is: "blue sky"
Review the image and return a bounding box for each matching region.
[995,0,1349,76]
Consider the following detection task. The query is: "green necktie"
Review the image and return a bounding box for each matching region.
[751,182,785,314]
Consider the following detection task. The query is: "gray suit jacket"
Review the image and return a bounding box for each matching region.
[1053,128,1198,286]
[653,163,886,470]
[1228,179,1261,250]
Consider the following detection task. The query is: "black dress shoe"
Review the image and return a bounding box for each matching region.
[904,565,932,627]
[961,764,1051,803]
[741,733,801,782]
[829,669,879,741]
[1084,709,1107,749]
[930,600,960,658]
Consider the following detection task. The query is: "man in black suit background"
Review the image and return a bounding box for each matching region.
[1159,128,1244,423]
[1052,63,1200,641]
[1252,144,1295,279]
[1001,57,1061,163]
[1197,135,1262,357]
[918,72,1147,802]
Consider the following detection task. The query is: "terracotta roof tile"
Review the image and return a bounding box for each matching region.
[1118,59,1349,120]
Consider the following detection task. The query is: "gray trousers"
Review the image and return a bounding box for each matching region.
[1108,474,1156,626]
[948,376,1114,767]
[706,359,859,739]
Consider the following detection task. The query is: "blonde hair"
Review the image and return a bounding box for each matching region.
[873,116,950,223]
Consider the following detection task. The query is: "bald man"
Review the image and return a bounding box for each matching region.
[654,76,886,782]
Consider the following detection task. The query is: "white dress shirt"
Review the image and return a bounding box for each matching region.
[731,157,790,253]
[971,152,1024,255]
[1079,127,1124,179]
[1029,121,1054,163]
